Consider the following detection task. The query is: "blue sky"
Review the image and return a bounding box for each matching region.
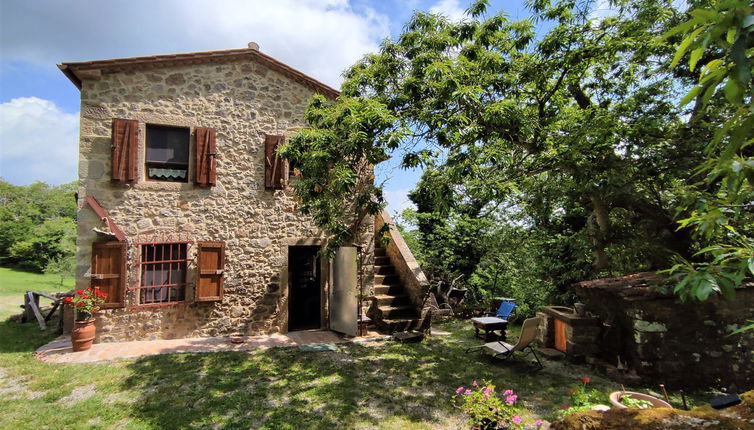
[0,0,533,216]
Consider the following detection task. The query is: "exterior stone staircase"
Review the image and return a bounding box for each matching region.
[370,246,422,333]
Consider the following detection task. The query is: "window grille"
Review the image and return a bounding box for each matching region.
[133,242,189,306]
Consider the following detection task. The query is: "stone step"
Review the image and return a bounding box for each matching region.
[374,284,405,295]
[375,265,395,275]
[375,247,387,257]
[374,274,400,285]
[381,317,422,333]
[374,294,411,307]
[374,256,391,266]
[379,305,418,319]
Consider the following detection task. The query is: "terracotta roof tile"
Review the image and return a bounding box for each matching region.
[58,47,340,99]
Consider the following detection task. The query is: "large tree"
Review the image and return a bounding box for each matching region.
[282,0,727,289]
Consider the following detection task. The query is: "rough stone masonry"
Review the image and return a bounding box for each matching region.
[70,52,375,342]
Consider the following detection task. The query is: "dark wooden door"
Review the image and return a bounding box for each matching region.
[288,246,321,331]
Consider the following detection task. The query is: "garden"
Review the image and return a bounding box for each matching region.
[5,309,746,430]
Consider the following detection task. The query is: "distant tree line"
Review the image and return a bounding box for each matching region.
[0,180,77,276]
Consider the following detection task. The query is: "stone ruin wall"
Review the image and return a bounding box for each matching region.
[75,59,374,342]
[574,284,754,390]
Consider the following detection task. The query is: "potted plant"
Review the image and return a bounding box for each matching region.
[453,380,526,429]
[63,287,107,352]
[560,377,609,416]
[609,391,672,409]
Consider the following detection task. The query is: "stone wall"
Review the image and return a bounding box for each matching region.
[74,57,374,342]
[573,276,754,390]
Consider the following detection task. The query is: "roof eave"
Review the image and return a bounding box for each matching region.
[58,64,82,90]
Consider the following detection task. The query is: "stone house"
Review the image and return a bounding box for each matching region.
[59,44,429,343]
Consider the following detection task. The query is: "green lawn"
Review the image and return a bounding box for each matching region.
[0,316,705,430]
[0,267,74,320]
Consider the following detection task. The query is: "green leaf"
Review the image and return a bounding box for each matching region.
[749,257,754,276]
[726,27,737,44]
[723,78,743,104]
[689,47,704,71]
[671,27,705,69]
[728,321,754,336]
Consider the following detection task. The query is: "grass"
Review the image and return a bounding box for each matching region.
[0,267,74,320]
[0,267,709,429]
[0,315,708,430]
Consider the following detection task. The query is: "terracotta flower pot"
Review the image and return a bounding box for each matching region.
[71,319,96,352]
[609,391,672,409]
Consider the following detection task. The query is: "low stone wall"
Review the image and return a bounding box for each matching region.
[536,307,600,357]
[572,274,754,390]
[375,210,431,330]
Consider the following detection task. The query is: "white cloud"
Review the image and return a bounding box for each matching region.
[0,97,78,185]
[429,0,466,21]
[383,188,416,218]
[0,0,390,89]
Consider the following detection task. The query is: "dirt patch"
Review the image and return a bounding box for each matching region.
[57,384,97,404]
[0,367,46,400]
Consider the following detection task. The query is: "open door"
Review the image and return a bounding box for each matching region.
[329,246,358,336]
[288,246,322,331]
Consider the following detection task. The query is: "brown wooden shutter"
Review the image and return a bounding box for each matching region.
[264,134,288,190]
[91,241,127,308]
[111,119,138,182]
[196,241,225,301]
[195,127,217,187]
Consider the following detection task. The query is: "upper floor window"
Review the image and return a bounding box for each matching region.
[146,125,189,182]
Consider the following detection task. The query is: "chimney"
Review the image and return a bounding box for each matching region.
[247,42,259,50]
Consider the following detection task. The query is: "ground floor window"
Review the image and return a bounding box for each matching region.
[134,242,188,305]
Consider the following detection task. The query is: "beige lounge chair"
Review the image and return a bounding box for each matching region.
[466,316,543,369]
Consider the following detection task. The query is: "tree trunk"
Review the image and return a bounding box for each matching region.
[589,194,611,270]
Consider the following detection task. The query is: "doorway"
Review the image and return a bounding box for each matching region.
[288,246,322,331]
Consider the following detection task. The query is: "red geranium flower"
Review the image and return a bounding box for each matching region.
[92,309,98,313]
[64,297,73,303]
[565,389,572,396]
[76,302,84,307]
[76,289,84,295]
[581,377,590,384]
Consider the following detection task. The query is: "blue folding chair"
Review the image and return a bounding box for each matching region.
[486,300,516,319]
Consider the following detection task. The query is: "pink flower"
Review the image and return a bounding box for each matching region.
[535,419,543,427]
[472,380,478,387]
[506,394,518,404]
[503,389,513,396]
[455,386,464,394]
[464,389,472,395]
[512,415,522,424]
[483,387,493,395]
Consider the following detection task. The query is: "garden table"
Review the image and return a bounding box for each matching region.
[471,317,508,341]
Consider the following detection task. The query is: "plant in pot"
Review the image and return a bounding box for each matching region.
[609,391,672,409]
[63,287,107,352]
[453,380,526,429]
[560,377,609,416]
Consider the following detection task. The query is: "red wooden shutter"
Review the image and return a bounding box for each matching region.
[195,127,217,187]
[264,134,288,190]
[91,241,127,308]
[111,119,138,182]
[196,241,225,301]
